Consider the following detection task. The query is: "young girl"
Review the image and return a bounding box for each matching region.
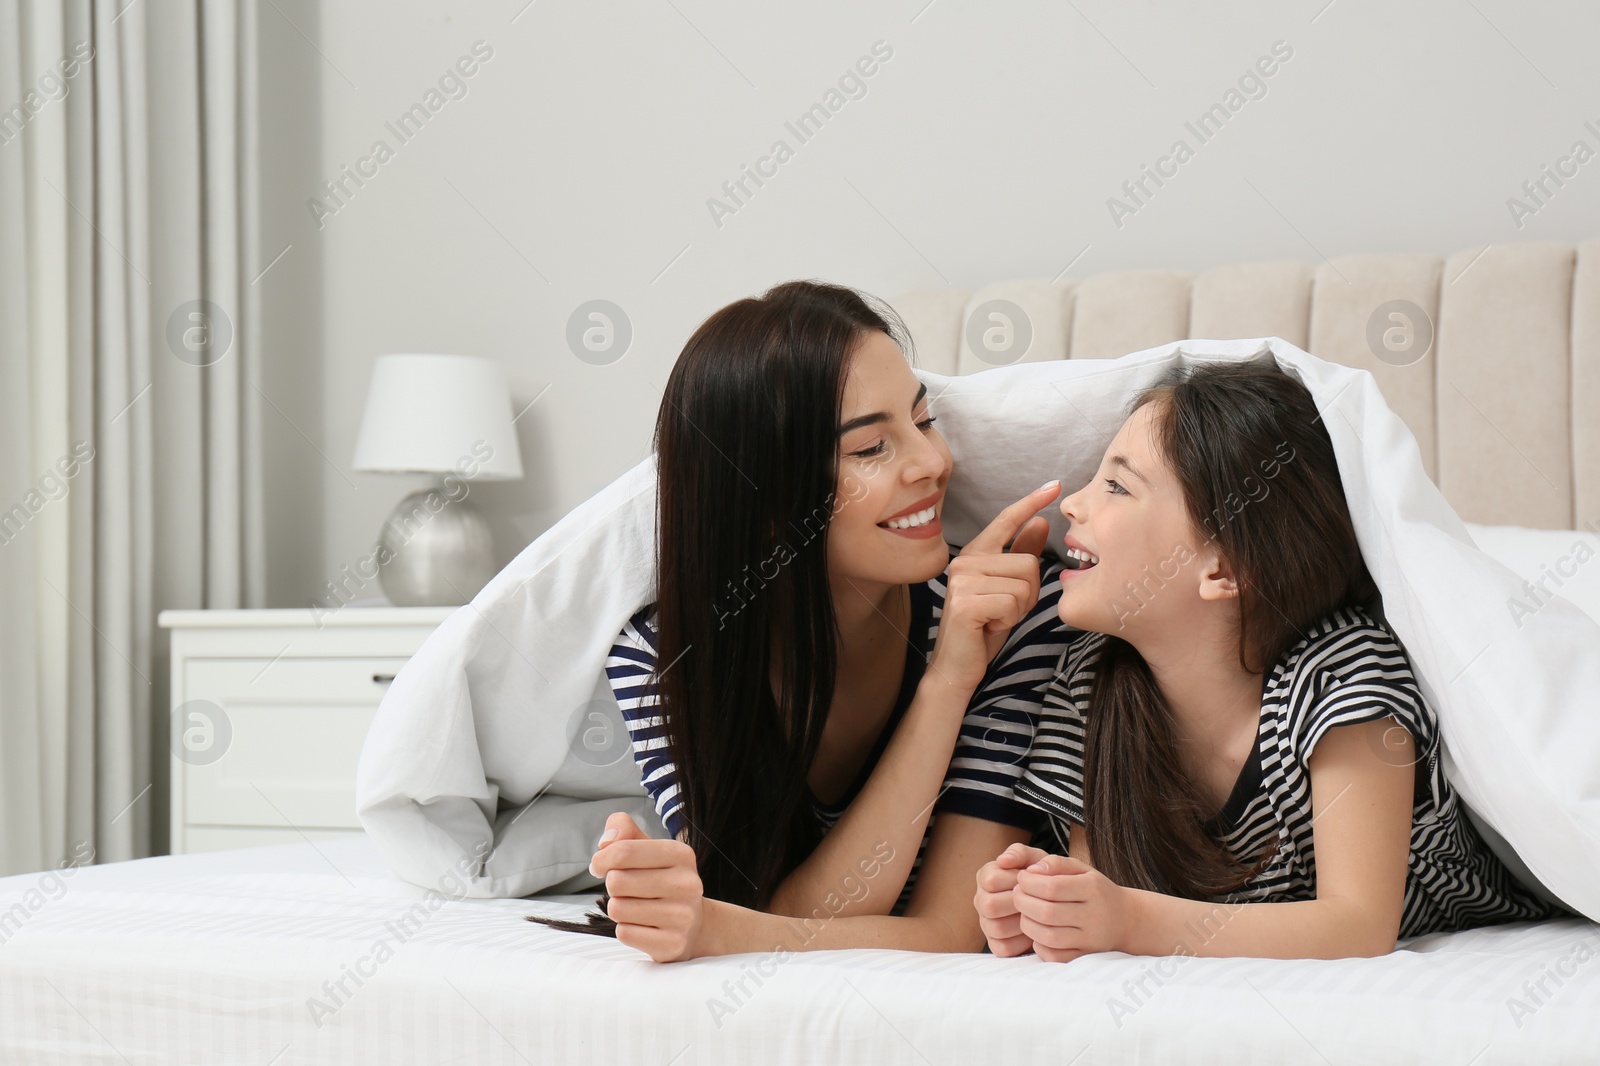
[971,357,1559,962]
[531,281,1079,961]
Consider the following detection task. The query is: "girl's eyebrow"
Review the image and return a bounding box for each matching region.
[1109,454,1148,484]
[837,382,928,436]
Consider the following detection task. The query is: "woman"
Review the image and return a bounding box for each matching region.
[529,280,1079,960]
[972,358,1558,961]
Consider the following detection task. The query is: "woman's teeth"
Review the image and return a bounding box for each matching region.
[884,506,937,530]
[1065,547,1099,569]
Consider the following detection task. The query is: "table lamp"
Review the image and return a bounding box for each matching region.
[351,354,524,606]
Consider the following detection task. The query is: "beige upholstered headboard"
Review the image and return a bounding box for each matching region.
[891,239,1600,531]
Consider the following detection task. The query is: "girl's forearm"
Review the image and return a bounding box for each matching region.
[699,896,966,957]
[1122,888,1400,960]
[767,673,973,920]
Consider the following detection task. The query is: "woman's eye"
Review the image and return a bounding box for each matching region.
[1104,478,1128,495]
[848,415,934,458]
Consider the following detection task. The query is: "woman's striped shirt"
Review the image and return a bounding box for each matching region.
[1012,604,1559,939]
[604,549,1079,917]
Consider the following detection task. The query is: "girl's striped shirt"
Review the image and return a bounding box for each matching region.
[1012,604,1560,939]
[604,550,1080,916]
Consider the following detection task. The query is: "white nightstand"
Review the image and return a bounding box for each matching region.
[157,606,456,854]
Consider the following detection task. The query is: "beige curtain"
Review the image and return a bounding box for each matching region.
[0,0,265,875]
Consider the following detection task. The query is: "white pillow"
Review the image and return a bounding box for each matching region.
[1463,522,1600,627]
[358,337,1600,920]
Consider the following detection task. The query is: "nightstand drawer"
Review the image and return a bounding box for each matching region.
[180,657,409,829]
[160,605,456,855]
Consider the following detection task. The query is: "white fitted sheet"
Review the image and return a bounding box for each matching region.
[1,838,1596,1065]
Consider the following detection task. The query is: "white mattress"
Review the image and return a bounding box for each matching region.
[1,839,1596,1065]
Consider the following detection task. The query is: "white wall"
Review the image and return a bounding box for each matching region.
[256,0,1600,607]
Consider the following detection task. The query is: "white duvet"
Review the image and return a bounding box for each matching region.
[355,337,1600,925]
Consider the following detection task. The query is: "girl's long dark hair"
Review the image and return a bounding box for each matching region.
[529,280,906,936]
[1080,357,1379,901]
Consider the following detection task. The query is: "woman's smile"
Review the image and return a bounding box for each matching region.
[879,492,943,540]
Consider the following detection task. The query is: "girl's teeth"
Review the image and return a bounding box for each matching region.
[1066,548,1099,567]
[887,506,937,530]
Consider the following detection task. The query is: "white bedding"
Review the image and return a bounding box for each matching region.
[1,839,1595,1065]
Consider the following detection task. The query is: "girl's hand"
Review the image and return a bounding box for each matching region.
[929,481,1060,692]
[1012,853,1132,963]
[975,842,1050,957]
[588,811,707,962]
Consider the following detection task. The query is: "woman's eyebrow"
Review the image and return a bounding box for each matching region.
[837,382,928,436]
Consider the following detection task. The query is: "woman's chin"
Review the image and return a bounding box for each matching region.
[892,535,952,583]
[831,534,950,590]
[900,537,951,583]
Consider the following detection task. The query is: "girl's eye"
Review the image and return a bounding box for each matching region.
[1104,478,1128,496]
[916,414,937,431]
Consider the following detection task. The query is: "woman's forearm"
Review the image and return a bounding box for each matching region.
[699,895,969,957]
[1123,888,1400,960]
[766,673,974,920]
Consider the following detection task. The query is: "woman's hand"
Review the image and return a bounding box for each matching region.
[588,811,707,962]
[1012,853,1133,962]
[975,842,1050,957]
[928,480,1060,692]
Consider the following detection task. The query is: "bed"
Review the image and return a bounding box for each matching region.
[4,239,1599,1064]
[1,837,1595,1064]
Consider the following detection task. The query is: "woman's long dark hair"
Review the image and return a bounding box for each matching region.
[1080,357,1379,901]
[529,280,908,936]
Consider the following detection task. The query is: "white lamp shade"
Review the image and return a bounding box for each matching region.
[352,354,525,479]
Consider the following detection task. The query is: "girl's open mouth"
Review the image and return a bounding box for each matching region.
[1063,547,1099,570]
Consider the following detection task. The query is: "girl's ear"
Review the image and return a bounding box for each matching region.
[1196,548,1239,602]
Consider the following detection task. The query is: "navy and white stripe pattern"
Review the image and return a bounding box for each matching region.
[1013,603,1559,939]
[604,549,1079,916]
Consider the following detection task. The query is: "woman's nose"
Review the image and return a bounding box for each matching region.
[905,434,948,484]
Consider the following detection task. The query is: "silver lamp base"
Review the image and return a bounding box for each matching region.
[375,485,497,606]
